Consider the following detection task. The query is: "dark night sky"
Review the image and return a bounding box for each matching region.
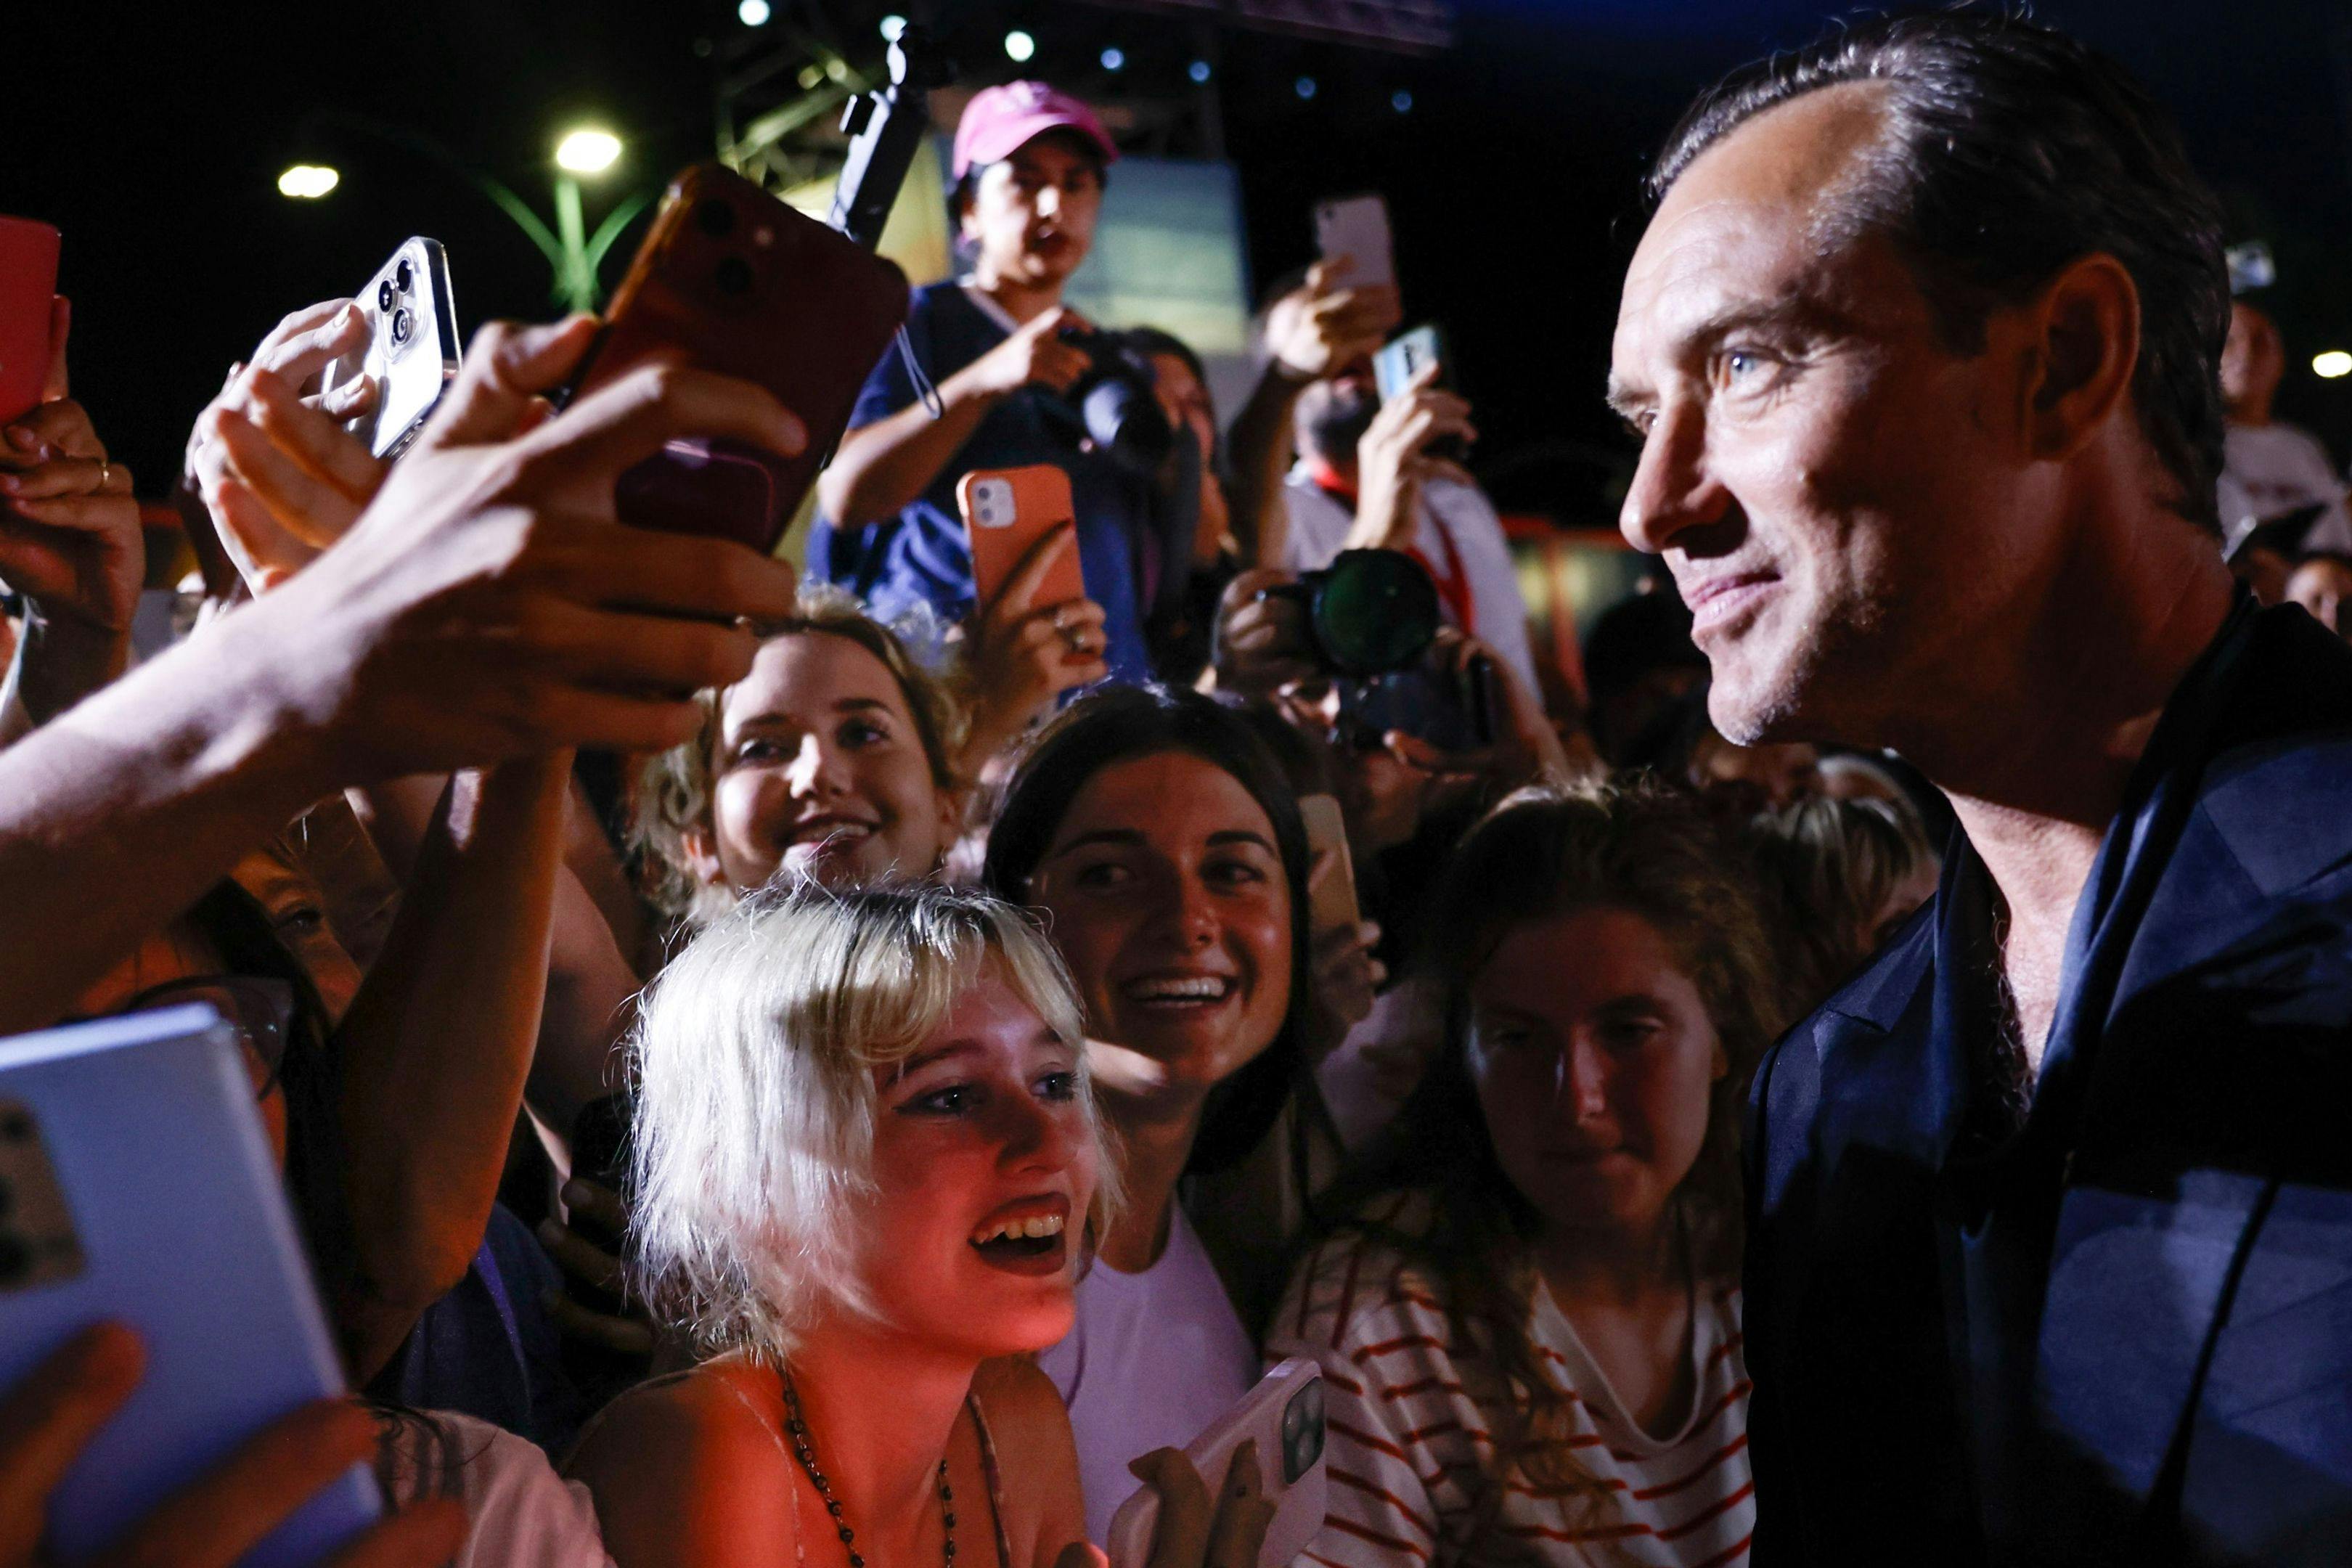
[16,0,2352,532]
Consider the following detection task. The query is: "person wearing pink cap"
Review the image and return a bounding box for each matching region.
[816,83,1158,716]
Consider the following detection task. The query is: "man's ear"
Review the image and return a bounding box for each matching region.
[682,823,727,889]
[2018,252,2141,462]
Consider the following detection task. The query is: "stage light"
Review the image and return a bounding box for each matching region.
[1101,47,1125,71]
[880,14,907,41]
[737,0,769,24]
[825,57,849,81]
[277,164,339,199]
[1392,89,1413,113]
[798,64,824,89]
[2317,351,2352,380]
[555,128,622,176]
[1188,60,1212,83]
[1005,30,1036,63]
[1294,76,1317,99]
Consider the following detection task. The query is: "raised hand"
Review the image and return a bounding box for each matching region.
[234,313,810,781]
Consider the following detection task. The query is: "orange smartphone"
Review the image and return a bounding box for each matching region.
[578,163,910,553]
[0,216,61,426]
[1297,793,1362,934]
[958,465,1085,618]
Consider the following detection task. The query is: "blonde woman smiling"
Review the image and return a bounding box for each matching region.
[568,885,1114,1568]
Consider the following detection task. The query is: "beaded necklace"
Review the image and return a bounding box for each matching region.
[780,1370,958,1568]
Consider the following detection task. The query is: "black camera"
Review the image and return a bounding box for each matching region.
[1263,550,1495,751]
[1037,327,1174,475]
[1270,548,1441,677]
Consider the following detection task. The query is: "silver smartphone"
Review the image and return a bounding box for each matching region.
[326,237,459,460]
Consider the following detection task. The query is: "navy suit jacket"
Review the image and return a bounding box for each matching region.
[1745,602,2352,1566]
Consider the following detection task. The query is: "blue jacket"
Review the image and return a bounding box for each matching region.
[1745,599,2352,1565]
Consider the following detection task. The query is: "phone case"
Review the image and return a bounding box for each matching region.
[0,216,61,426]
[959,465,1085,618]
[1297,794,1361,936]
[326,237,460,461]
[582,163,911,554]
[1105,1358,1328,1568]
[1372,324,1445,404]
[0,1006,380,1567]
[1313,195,1395,290]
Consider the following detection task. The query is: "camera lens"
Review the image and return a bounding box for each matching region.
[377,281,396,314]
[714,256,754,296]
[394,258,414,293]
[0,1233,28,1288]
[391,308,415,346]
[695,198,736,237]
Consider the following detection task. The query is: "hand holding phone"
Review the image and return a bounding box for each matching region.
[0,216,61,427]
[323,238,460,462]
[1105,1360,1327,1568]
[580,163,910,555]
[960,466,1108,751]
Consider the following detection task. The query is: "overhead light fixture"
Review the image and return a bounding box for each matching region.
[2316,351,2352,380]
[554,128,623,176]
[277,164,340,199]
[1392,89,1413,113]
[1188,59,1212,83]
[1101,47,1125,71]
[1004,30,1036,63]
[737,0,770,24]
[1295,76,1318,99]
[880,14,907,41]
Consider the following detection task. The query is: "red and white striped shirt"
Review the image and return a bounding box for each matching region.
[1267,1216,1752,1568]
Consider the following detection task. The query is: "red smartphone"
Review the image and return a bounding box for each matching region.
[959,465,1085,618]
[578,164,910,553]
[0,216,62,426]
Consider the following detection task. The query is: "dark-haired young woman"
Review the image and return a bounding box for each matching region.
[1270,783,1789,1567]
[983,683,1342,1543]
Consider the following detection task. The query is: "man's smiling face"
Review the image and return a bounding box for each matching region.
[1609,83,2057,746]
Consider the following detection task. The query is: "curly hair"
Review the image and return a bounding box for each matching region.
[632,584,965,926]
[1317,778,1792,1533]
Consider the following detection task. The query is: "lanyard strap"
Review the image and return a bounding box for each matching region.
[1306,461,1477,635]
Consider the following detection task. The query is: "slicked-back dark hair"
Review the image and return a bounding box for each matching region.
[1650,10,2229,535]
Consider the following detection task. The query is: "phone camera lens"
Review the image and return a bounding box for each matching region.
[695,198,736,237]
[377,281,396,313]
[394,258,415,293]
[390,308,415,346]
[714,257,754,296]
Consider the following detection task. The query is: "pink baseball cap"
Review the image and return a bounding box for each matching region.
[952,81,1119,179]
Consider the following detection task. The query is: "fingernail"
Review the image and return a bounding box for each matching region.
[5,427,35,449]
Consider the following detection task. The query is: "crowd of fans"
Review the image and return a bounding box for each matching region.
[6,9,2352,1568]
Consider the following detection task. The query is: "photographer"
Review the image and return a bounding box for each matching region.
[814,83,1148,687]
[1275,327,1540,695]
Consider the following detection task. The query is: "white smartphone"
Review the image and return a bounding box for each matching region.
[0,1005,381,1567]
[1313,194,1395,290]
[1105,1358,1328,1568]
[325,236,460,460]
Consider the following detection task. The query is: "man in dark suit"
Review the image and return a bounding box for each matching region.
[1606,12,2352,1564]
